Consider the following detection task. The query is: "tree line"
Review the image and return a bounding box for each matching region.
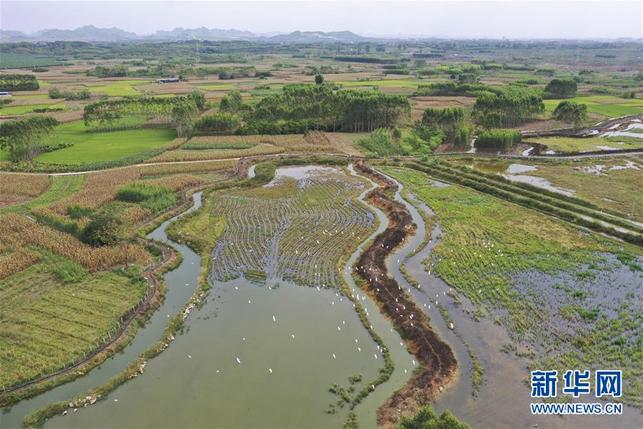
[0,74,39,91]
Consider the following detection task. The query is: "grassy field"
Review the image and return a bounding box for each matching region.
[452,157,643,223]
[0,53,61,69]
[382,166,642,406]
[525,136,643,152]
[0,102,65,115]
[166,192,226,257]
[543,96,643,118]
[36,122,176,165]
[0,252,146,388]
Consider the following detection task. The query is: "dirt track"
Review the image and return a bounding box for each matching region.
[355,161,457,427]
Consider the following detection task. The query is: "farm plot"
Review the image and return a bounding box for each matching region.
[0,173,51,208]
[382,166,643,407]
[455,157,643,223]
[524,136,643,153]
[36,122,176,166]
[0,252,146,388]
[146,143,284,162]
[543,96,643,118]
[84,80,147,97]
[208,166,376,288]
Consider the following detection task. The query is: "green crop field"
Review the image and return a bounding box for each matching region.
[85,80,148,97]
[525,136,643,152]
[0,252,146,388]
[36,122,176,166]
[0,102,65,115]
[0,53,61,69]
[543,96,643,118]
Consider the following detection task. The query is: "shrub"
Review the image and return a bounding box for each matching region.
[193,112,241,134]
[358,129,405,157]
[475,129,521,151]
[0,74,39,91]
[116,183,177,213]
[553,101,587,126]
[52,260,87,283]
[544,78,578,98]
[81,211,125,246]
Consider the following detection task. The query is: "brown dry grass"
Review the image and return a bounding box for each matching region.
[0,250,41,281]
[0,174,51,197]
[138,159,236,176]
[0,213,149,271]
[145,143,284,162]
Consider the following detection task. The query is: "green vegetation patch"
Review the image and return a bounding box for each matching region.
[543,96,643,118]
[85,80,147,97]
[525,136,643,152]
[116,183,177,213]
[35,121,176,166]
[0,252,146,388]
[0,102,65,116]
[382,166,615,321]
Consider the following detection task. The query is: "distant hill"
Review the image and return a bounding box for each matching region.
[0,26,370,43]
[145,27,258,41]
[269,31,368,43]
[32,25,138,42]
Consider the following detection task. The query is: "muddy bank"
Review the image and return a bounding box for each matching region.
[354,161,457,427]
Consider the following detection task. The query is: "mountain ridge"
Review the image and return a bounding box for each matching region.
[0,26,371,43]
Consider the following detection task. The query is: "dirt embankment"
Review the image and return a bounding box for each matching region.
[355,162,457,427]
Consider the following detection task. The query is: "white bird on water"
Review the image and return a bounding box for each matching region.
[332,353,337,359]
[272,315,276,322]
[236,357,241,364]
[269,368,273,374]
[291,334,295,339]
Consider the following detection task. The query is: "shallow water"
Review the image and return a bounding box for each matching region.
[44,279,383,428]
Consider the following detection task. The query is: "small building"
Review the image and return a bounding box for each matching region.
[0,91,12,97]
[156,78,180,84]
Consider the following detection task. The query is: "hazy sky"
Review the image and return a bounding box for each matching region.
[1,1,642,39]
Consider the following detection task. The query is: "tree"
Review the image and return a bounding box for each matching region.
[190,90,206,110]
[473,86,544,128]
[0,116,58,162]
[421,107,465,145]
[220,90,243,112]
[553,101,587,126]
[475,128,522,151]
[171,102,197,138]
[397,405,470,429]
[544,78,577,98]
[315,74,324,85]
[193,112,241,134]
